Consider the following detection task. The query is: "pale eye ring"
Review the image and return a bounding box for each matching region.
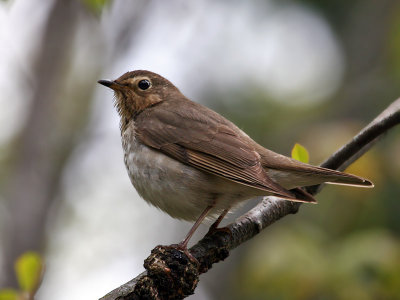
[138,79,151,90]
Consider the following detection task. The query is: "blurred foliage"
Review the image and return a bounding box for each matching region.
[388,8,400,80]
[230,226,400,300]
[0,290,18,300]
[82,0,111,15]
[0,252,43,300]
[291,143,310,163]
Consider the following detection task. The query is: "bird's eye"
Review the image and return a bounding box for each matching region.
[138,79,151,90]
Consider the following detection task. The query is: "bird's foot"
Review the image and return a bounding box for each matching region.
[166,243,199,266]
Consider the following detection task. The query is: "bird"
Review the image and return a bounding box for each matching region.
[98,70,373,251]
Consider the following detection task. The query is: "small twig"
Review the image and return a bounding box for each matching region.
[100,98,400,300]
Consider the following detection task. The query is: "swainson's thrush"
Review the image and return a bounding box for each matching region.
[98,70,373,250]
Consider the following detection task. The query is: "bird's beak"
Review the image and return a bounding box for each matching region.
[97,79,124,91]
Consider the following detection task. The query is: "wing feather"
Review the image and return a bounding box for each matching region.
[135,99,295,198]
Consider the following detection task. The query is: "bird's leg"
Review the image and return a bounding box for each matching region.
[206,208,232,236]
[167,205,213,264]
[177,205,214,250]
[209,209,229,231]
[169,205,231,264]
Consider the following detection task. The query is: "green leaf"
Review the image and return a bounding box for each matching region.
[0,289,18,300]
[291,143,309,163]
[14,252,43,293]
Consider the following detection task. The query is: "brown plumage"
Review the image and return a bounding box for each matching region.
[98,70,373,249]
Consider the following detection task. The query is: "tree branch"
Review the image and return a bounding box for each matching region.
[100,98,400,300]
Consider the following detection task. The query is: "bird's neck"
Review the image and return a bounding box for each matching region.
[120,117,130,133]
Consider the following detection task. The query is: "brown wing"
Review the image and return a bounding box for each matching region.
[135,99,296,199]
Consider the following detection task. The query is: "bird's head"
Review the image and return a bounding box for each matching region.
[98,70,180,121]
